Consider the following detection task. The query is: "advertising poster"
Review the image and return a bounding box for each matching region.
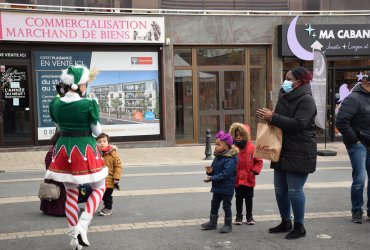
[35,51,160,140]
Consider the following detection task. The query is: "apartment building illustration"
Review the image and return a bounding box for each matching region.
[89,79,158,118]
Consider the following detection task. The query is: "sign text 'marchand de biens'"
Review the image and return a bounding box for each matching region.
[0,11,164,44]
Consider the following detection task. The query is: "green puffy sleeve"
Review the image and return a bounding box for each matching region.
[88,99,100,125]
[49,97,58,123]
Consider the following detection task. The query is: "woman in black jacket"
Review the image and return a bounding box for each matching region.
[257,67,317,239]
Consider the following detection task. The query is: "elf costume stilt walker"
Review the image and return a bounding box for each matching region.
[45,65,108,250]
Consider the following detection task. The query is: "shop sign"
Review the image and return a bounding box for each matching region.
[0,11,164,44]
[0,51,30,59]
[35,51,160,140]
[279,16,370,58]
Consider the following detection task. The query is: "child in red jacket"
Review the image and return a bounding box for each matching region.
[230,123,263,225]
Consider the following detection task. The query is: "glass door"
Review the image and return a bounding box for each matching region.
[332,69,362,141]
[198,70,244,142]
[0,63,33,146]
[223,71,244,131]
[199,71,220,142]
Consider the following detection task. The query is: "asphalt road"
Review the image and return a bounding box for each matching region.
[0,160,369,250]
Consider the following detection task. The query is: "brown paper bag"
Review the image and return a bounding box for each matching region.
[254,123,282,162]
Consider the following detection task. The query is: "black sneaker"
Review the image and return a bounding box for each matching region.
[246,217,255,225]
[234,216,243,225]
[352,210,363,224]
[99,208,113,216]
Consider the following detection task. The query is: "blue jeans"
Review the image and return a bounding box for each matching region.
[210,193,233,218]
[347,143,370,213]
[274,169,308,224]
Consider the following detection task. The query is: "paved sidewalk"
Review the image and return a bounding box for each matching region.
[0,142,349,171]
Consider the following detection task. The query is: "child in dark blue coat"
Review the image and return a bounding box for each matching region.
[201,130,238,233]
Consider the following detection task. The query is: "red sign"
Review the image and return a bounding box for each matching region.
[137,57,153,64]
[133,111,143,121]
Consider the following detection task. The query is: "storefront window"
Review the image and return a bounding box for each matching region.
[250,68,266,135]
[175,70,194,141]
[200,115,220,142]
[0,65,31,142]
[250,47,266,65]
[334,70,362,138]
[197,48,244,66]
[198,71,220,142]
[335,59,370,66]
[174,46,268,144]
[174,48,192,66]
[224,71,244,110]
[225,114,244,132]
[199,71,219,111]
[283,61,300,72]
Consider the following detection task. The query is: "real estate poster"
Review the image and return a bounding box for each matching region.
[35,51,160,140]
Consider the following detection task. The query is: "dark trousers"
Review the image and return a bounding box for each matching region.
[235,185,254,218]
[102,188,114,210]
[210,193,233,218]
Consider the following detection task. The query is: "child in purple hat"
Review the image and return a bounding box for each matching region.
[201,130,239,233]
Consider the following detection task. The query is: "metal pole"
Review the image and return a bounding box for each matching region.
[204,129,213,160]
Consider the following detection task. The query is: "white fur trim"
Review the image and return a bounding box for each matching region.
[78,67,90,85]
[44,167,108,185]
[60,69,74,85]
[60,92,82,103]
[91,122,102,137]
[60,65,90,85]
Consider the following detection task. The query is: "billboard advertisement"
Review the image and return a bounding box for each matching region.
[35,51,160,140]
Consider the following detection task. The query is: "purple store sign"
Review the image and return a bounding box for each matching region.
[279,16,370,59]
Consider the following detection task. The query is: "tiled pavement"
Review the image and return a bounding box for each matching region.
[0,142,348,171]
[0,210,352,241]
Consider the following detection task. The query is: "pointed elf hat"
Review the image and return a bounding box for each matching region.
[60,65,90,90]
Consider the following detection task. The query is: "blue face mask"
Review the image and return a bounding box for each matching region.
[282,80,295,93]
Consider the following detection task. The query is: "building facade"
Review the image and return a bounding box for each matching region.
[89,79,158,117]
[1,1,370,147]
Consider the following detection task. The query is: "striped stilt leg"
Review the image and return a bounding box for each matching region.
[64,183,82,250]
[76,179,106,247]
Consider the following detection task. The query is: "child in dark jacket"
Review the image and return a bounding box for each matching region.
[230,123,263,225]
[201,130,238,233]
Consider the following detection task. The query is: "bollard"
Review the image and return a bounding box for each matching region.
[204,129,213,160]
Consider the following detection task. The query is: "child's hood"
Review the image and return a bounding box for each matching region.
[229,122,250,141]
[223,145,239,157]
